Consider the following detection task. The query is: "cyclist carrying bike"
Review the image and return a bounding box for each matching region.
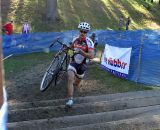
[66,22,95,107]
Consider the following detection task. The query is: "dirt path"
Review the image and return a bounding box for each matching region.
[5,57,113,104]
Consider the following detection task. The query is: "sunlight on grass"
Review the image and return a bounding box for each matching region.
[129,1,151,17]
[2,0,160,32]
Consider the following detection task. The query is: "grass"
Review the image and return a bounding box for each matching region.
[3,50,155,93]
[4,52,53,77]
[88,64,153,92]
[2,0,160,32]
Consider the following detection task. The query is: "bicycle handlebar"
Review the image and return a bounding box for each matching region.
[50,38,84,57]
[50,39,74,51]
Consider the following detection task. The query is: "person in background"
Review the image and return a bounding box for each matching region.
[2,21,13,35]
[66,22,94,107]
[118,16,124,30]
[22,21,30,41]
[126,16,131,30]
[90,32,98,56]
[2,21,13,47]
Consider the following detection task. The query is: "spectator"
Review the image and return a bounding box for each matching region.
[90,32,98,56]
[119,16,124,30]
[2,21,13,35]
[22,21,30,34]
[22,21,30,40]
[126,16,131,30]
[2,21,14,47]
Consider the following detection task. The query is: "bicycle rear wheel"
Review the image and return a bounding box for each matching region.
[40,56,60,92]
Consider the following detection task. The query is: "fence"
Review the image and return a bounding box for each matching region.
[2,30,160,86]
[98,30,160,86]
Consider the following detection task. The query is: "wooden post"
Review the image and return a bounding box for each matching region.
[136,31,144,83]
[0,0,4,108]
[0,42,3,108]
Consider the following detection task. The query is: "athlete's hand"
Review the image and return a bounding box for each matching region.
[74,48,82,54]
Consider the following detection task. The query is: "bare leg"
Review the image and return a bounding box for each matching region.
[67,70,75,98]
[74,77,83,88]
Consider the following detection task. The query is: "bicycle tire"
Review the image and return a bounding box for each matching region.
[55,52,69,85]
[40,56,60,92]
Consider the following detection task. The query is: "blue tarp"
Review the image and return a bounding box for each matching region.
[2,30,160,86]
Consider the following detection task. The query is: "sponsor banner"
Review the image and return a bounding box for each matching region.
[101,44,132,78]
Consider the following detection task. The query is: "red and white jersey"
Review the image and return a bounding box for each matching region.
[71,36,94,64]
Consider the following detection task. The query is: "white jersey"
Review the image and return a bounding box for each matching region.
[72,36,94,64]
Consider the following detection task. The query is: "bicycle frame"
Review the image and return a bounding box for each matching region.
[40,39,72,92]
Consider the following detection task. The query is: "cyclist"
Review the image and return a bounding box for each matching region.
[90,32,98,56]
[66,22,94,107]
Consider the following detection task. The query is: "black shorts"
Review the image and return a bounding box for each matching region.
[68,62,87,78]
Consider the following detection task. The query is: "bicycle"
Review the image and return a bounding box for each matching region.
[40,39,73,92]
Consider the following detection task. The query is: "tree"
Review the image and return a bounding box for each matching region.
[46,0,58,21]
[0,6,5,114]
[151,0,153,3]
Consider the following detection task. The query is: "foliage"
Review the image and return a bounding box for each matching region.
[2,0,160,32]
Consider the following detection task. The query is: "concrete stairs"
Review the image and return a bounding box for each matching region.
[8,90,160,130]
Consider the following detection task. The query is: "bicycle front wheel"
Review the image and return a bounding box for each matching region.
[40,56,60,92]
[55,52,68,85]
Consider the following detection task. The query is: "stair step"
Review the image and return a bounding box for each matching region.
[8,105,160,130]
[9,90,160,110]
[9,95,160,122]
[55,115,160,130]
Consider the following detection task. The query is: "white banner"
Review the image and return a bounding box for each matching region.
[101,44,132,77]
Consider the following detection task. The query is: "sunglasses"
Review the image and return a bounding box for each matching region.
[80,30,88,34]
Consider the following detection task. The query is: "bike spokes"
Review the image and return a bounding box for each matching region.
[40,45,70,92]
[40,57,59,92]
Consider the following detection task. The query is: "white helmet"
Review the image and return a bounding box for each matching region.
[78,22,91,31]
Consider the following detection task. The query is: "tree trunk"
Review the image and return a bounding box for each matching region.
[151,0,153,3]
[46,0,58,21]
[0,0,5,108]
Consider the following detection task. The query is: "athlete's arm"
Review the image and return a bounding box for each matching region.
[78,49,94,59]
